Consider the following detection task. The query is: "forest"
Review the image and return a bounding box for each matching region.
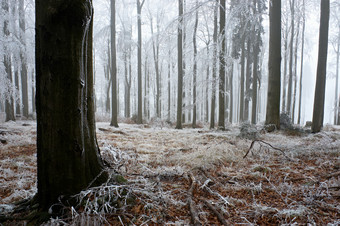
[0,0,339,225]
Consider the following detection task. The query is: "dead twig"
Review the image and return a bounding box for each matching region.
[243,140,293,161]
[187,173,201,226]
[201,199,229,226]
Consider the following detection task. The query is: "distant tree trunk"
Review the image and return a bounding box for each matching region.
[292,10,300,123]
[210,0,218,129]
[36,0,108,210]
[192,2,198,128]
[281,15,289,112]
[287,0,295,116]
[15,70,21,115]
[297,0,305,125]
[312,0,330,133]
[205,45,210,122]
[168,49,171,121]
[176,0,184,129]
[105,40,111,114]
[252,25,260,124]
[218,0,226,130]
[110,0,118,127]
[239,35,246,122]
[19,0,29,118]
[265,0,281,129]
[334,25,340,125]
[229,63,234,123]
[150,17,161,118]
[3,0,15,122]
[137,0,145,124]
[244,39,251,121]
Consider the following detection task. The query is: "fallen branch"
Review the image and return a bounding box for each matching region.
[243,140,292,161]
[201,199,229,226]
[324,171,340,179]
[187,173,201,226]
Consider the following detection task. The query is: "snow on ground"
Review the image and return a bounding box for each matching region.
[0,120,339,225]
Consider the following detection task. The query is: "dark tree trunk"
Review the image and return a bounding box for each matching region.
[35,0,108,210]
[334,25,339,125]
[210,0,218,129]
[218,0,226,130]
[205,45,210,122]
[176,0,183,129]
[110,0,118,127]
[265,0,281,129]
[312,0,330,133]
[19,0,29,118]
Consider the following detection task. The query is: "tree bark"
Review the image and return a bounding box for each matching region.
[218,0,226,130]
[19,0,29,118]
[137,0,145,124]
[265,0,281,129]
[35,0,108,210]
[3,0,15,122]
[192,1,198,128]
[110,0,118,127]
[287,0,295,116]
[210,0,218,129]
[176,0,184,129]
[297,0,305,125]
[312,0,330,133]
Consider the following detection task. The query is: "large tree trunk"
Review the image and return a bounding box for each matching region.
[176,0,184,129]
[35,0,108,210]
[334,25,339,125]
[19,0,29,118]
[218,0,226,130]
[110,0,118,127]
[312,0,330,133]
[265,0,281,129]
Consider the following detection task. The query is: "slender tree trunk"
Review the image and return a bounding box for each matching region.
[218,0,226,130]
[192,2,198,128]
[19,0,28,118]
[287,0,295,116]
[265,0,281,129]
[292,10,300,123]
[229,63,234,123]
[176,0,184,129]
[252,32,260,124]
[110,0,118,127]
[334,26,339,125]
[297,0,305,125]
[210,0,218,129]
[312,0,330,133]
[137,0,145,124]
[282,17,289,112]
[3,0,15,122]
[244,39,251,121]
[205,45,210,122]
[239,36,245,122]
[168,49,171,121]
[36,0,108,210]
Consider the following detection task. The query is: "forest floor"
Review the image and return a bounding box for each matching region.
[0,120,340,225]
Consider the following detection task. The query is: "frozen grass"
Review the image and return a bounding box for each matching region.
[1,121,340,224]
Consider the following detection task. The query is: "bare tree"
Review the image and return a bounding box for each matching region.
[110,0,118,127]
[265,0,281,129]
[176,0,184,129]
[218,0,226,130]
[312,0,330,133]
